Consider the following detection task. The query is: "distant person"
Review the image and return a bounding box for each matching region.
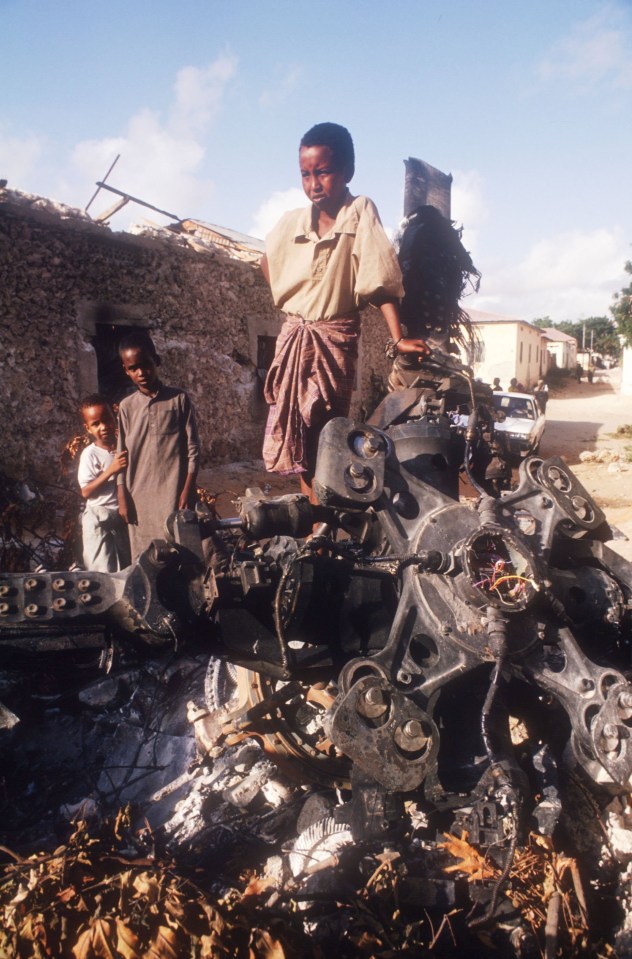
[492,377,502,391]
[508,377,525,393]
[116,332,200,561]
[534,378,549,412]
[575,363,583,382]
[77,394,130,572]
[587,365,595,384]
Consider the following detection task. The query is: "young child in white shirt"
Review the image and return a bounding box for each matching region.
[77,394,130,572]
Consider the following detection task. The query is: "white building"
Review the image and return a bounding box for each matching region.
[540,328,578,371]
[462,309,549,390]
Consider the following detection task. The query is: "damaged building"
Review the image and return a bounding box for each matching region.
[0,185,392,485]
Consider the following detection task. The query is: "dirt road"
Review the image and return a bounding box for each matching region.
[540,367,631,464]
[199,367,632,558]
[538,368,632,559]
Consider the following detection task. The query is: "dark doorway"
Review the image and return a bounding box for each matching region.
[93,322,150,406]
[257,334,278,384]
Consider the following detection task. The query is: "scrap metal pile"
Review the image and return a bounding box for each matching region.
[2,351,632,956]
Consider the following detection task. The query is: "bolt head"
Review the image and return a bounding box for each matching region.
[364,686,384,705]
[403,720,423,739]
[619,691,632,710]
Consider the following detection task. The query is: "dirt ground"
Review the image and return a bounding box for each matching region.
[198,366,632,559]
[539,367,632,559]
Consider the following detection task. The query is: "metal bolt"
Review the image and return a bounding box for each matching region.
[52,578,67,591]
[403,720,423,739]
[349,463,365,479]
[357,684,388,719]
[602,723,621,753]
[363,435,381,455]
[77,579,91,591]
[79,593,93,605]
[364,686,384,706]
[24,604,40,617]
[619,691,632,710]
[0,603,10,616]
[52,598,67,611]
[571,496,588,519]
[394,718,429,752]
[24,578,39,592]
[0,585,10,597]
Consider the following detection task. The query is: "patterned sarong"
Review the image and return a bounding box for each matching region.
[263,313,361,474]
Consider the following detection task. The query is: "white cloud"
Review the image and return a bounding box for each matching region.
[66,53,238,226]
[172,55,238,135]
[0,126,46,188]
[451,169,488,250]
[537,6,632,91]
[470,227,629,322]
[249,187,308,239]
[259,66,301,108]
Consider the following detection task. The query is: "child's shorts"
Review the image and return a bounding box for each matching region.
[81,505,131,573]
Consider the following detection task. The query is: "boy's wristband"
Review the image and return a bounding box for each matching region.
[385,336,403,360]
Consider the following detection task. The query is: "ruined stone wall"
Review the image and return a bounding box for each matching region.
[0,192,392,486]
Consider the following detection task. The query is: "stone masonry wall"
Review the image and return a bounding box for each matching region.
[0,191,392,487]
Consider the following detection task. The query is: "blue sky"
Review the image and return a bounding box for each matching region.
[2,0,631,323]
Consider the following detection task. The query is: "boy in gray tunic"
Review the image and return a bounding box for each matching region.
[116,332,199,561]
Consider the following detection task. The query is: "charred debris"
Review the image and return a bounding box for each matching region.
[2,345,632,957]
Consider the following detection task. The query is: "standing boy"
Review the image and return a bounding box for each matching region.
[260,122,429,499]
[116,332,199,560]
[78,395,130,572]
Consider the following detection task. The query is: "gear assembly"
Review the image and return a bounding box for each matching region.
[2,349,632,930]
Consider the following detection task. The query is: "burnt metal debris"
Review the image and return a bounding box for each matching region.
[2,349,632,954]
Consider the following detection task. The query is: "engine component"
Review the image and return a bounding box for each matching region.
[2,361,632,937]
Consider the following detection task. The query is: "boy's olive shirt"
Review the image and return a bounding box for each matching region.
[265,192,404,323]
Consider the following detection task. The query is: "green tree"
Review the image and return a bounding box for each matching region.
[534,316,620,356]
[611,260,632,347]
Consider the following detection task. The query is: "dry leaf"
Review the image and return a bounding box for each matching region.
[248,929,286,959]
[242,877,275,899]
[438,832,499,882]
[72,918,118,959]
[132,871,161,906]
[115,919,143,959]
[143,925,179,959]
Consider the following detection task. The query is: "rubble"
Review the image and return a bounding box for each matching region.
[579,447,626,463]
[2,350,632,955]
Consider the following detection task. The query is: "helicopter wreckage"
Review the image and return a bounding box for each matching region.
[2,351,632,954]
